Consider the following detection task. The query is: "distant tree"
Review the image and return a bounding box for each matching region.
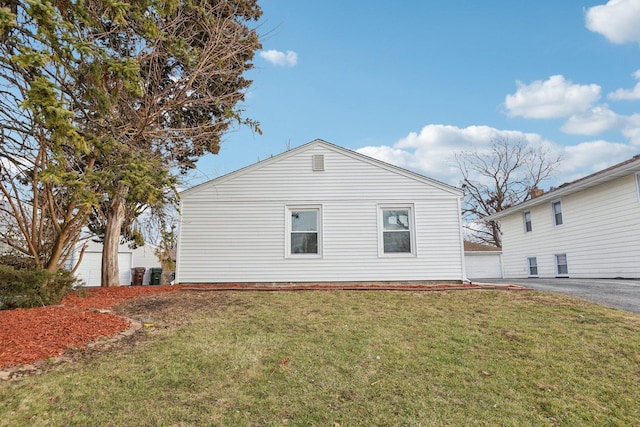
[454,137,561,247]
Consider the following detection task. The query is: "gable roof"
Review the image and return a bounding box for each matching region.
[487,154,640,220]
[181,139,462,197]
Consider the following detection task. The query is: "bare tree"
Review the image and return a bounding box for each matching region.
[454,137,561,247]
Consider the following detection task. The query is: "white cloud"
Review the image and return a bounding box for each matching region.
[561,105,624,135]
[356,145,420,171]
[357,123,640,189]
[557,140,639,182]
[504,75,601,119]
[608,69,640,100]
[585,0,640,44]
[357,124,550,185]
[622,113,640,145]
[259,49,298,67]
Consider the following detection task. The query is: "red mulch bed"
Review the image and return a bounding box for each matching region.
[0,286,179,370]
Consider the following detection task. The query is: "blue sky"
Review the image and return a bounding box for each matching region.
[188,0,640,188]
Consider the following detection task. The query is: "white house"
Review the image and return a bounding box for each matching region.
[176,139,466,284]
[463,241,503,279]
[487,155,640,279]
[67,239,161,286]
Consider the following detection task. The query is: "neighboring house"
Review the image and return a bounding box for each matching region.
[67,240,161,286]
[487,155,640,279]
[176,139,466,284]
[463,241,503,279]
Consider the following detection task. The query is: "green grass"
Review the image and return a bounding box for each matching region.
[1,290,639,426]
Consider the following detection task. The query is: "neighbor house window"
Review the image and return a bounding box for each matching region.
[555,254,568,277]
[527,257,538,277]
[524,211,532,233]
[552,200,563,226]
[378,205,415,256]
[287,205,322,257]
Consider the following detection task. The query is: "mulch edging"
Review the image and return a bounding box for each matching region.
[0,285,179,380]
[0,314,141,381]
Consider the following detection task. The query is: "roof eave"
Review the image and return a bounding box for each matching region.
[487,156,640,221]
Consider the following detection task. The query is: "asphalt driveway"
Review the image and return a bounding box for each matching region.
[473,278,640,314]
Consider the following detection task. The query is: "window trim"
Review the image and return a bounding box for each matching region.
[377,204,417,257]
[527,257,538,277]
[523,211,532,233]
[285,204,323,258]
[551,200,563,227]
[636,173,640,202]
[555,253,569,277]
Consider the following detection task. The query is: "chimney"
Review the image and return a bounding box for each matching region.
[528,187,544,199]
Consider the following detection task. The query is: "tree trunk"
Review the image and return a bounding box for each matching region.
[490,220,502,248]
[101,185,127,287]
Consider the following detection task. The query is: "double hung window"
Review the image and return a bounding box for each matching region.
[555,254,568,277]
[527,257,538,277]
[287,206,322,257]
[524,211,532,233]
[552,201,563,226]
[379,205,415,256]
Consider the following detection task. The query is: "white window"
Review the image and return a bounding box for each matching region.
[555,254,568,277]
[286,205,322,257]
[527,257,538,277]
[523,211,532,233]
[552,200,563,226]
[378,205,416,256]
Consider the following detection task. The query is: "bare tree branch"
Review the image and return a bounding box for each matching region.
[455,137,561,247]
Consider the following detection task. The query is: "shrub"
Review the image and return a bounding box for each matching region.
[0,254,36,270]
[0,266,78,310]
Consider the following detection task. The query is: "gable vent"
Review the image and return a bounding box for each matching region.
[312,154,325,171]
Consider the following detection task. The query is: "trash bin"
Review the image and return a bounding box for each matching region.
[132,267,146,286]
[150,267,163,285]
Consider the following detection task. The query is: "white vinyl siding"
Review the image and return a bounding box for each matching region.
[176,142,464,283]
[500,173,640,278]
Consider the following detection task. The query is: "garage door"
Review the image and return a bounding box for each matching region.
[74,252,133,286]
[465,253,503,279]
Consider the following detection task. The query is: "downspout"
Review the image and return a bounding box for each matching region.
[174,198,183,285]
[456,196,469,283]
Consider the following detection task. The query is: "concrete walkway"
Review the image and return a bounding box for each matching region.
[473,278,640,314]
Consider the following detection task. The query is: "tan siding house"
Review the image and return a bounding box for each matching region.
[176,140,465,284]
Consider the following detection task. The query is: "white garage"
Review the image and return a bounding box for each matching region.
[464,241,503,279]
[67,240,161,286]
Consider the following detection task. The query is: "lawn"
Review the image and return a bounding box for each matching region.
[1,289,639,426]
